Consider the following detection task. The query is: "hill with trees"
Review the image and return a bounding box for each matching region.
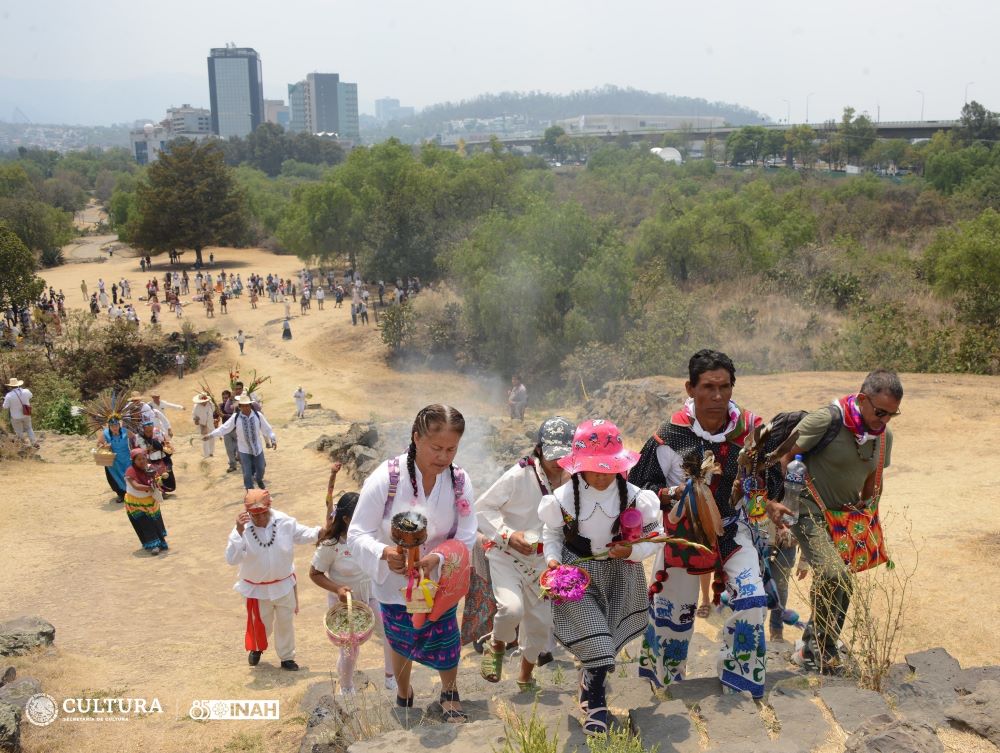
[363,84,770,143]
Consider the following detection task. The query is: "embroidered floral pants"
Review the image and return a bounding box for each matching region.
[639,519,768,698]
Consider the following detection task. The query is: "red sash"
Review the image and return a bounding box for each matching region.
[243,573,294,651]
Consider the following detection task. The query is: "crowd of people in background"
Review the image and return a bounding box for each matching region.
[4,252,425,351]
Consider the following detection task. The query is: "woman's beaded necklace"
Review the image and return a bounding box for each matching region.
[249,519,277,548]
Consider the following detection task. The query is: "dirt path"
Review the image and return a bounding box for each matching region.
[3,246,999,752]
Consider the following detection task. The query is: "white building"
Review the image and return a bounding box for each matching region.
[555,114,725,134]
[129,123,170,166]
[130,105,212,165]
[167,104,212,135]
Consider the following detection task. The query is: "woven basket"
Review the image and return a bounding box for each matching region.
[324,592,375,648]
[93,448,116,467]
[539,565,591,603]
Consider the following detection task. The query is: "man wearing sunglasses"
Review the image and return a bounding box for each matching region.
[768,369,902,675]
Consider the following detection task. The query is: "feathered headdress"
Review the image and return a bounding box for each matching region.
[73,389,144,436]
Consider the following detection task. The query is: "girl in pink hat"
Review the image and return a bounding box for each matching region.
[538,419,663,736]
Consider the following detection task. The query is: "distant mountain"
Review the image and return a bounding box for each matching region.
[363,84,770,143]
[422,85,767,123]
[0,74,208,126]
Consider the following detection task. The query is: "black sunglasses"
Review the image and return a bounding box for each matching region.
[862,393,901,419]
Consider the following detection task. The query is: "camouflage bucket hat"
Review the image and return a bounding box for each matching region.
[537,416,575,461]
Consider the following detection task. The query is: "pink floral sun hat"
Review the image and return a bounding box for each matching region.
[557,419,640,475]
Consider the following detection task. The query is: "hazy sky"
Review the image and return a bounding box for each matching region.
[1,0,996,125]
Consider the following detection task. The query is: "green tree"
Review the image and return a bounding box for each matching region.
[0,163,36,199]
[0,198,74,251]
[925,208,1000,325]
[541,125,567,160]
[0,221,46,315]
[129,141,248,267]
[726,126,767,166]
[958,100,1000,146]
[840,107,876,166]
[764,129,787,164]
[246,123,287,177]
[40,177,88,212]
[785,124,818,168]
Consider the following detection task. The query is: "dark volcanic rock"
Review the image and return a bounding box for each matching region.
[946,679,1000,747]
[845,713,943,753]
[629,699,701,753]
[697,693,770,748]
[0,679,41,713]
[817,684,890,734]
[769,685,833,752]
[0,701,21,753]
[0,618,55,656]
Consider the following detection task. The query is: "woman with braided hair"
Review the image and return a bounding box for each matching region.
[538,419,662,736]
[347,404,477,723]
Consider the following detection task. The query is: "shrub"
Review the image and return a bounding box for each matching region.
[378,303,413,354]
[561,341,625,398]
[38,393,87,435]
[718,305,759,337]
[39,246,65,267]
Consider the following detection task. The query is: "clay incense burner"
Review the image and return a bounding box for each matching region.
[391,511,428,574]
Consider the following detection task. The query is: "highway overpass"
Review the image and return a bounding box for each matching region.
[459,120,958,150]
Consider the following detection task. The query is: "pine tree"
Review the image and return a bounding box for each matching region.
[130,140,248,267]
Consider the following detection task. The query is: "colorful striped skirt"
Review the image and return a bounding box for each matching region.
[124,493,168,551]
[380,603,461,671]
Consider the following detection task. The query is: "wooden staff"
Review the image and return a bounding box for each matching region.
[325,461,342,517]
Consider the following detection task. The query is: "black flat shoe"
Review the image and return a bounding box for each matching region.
[280,660,299,671]
[248,651,262,666]
[396,688,414,707]
[537,651,554,667]
[439,689,467,723]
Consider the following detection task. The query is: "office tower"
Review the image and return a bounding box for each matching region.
[374,97,413,123]
[287,81,308,133]
[287,72,359,139]
[375,97,400,122]
[337,81,359,140]
[207,46,265,138]
[167,104,212,135]
[264,99,290,127]
[308,73,340,133]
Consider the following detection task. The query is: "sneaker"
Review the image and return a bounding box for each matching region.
[150,547,161,556]
[790,642,820,673]
[280,660,299,671]
[384,675,398,691]
[339,686,357,697]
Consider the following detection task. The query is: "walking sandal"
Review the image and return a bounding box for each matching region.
[439,689,468,723]
[515,677,540,693]
[480,647,504,683]
[582,707,609,736]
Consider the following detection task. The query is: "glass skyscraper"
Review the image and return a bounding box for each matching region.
[207,47,265,138]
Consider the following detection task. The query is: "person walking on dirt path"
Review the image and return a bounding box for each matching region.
[206,395,277,490]
[226,489,320,671]
[768,370,902,676]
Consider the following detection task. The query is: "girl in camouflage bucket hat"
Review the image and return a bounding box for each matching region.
[474,417,574,690]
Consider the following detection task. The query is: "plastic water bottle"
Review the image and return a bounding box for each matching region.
[782,455,807,526]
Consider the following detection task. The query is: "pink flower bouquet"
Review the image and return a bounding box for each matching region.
[539,565,590,604]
